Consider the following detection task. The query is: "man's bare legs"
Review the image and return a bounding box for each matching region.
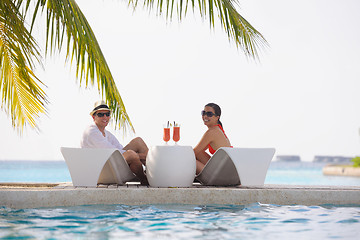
[123,137,148,165]
[123,137,149,185]
[123,150,148,185]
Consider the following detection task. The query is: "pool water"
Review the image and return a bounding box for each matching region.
[1,203,359,239]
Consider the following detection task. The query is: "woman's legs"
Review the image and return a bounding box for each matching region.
[195,151,211,175]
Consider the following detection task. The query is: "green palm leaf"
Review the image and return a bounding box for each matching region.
[135,0,268,58]
[1,0,267,135]
[29,0,134,133]
[0,0,47,133]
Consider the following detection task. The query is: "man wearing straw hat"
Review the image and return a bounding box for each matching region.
[81,100,148,185]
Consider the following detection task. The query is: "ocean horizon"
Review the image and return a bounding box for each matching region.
[0,160,359,186]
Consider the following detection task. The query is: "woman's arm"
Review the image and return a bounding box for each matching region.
[194,130,216,174]
[194,130,214,163]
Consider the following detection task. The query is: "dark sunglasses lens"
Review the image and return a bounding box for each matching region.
[97,112,110,117]
[201,111,215,117]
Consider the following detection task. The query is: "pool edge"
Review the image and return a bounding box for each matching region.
[1,183,360,208]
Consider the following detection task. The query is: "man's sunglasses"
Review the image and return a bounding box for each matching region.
[96,112,111,117]
[201,110,216,117]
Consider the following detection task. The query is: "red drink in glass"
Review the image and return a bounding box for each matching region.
[163,127,170,143]
[173,126,180,143]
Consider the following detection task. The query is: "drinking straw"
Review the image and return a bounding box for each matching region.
[167,121,169,128]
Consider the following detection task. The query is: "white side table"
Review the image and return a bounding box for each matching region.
[146,145,196,187]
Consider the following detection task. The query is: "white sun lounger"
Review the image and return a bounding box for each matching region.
[60,147,136,187]
[195,147,275,186]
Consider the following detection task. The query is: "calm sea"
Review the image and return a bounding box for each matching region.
[0,160,359,186]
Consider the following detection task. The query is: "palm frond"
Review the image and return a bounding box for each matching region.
[2,0,267,136]
[28,0,134,133]
[0,0,47,134]
[133,0,268,59]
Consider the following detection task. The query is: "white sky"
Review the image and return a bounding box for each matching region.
[1,0,360,161]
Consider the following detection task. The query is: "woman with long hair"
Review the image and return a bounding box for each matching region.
[194,103,232,174]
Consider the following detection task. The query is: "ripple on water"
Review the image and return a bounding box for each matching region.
[0,203,360,239]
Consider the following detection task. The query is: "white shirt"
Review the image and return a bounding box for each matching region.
[80,124,126,153]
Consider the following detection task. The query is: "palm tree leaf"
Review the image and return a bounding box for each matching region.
[27,0,134,133]
[0,0,47,134]
[2,0,267,136]
[133,0,268,59]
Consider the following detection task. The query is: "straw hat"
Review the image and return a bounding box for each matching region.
[90,100,112,116]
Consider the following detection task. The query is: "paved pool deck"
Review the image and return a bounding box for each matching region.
[1,182,360,209]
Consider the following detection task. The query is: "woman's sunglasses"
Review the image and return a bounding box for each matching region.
[201,110,216,117]
[96,112,111,117]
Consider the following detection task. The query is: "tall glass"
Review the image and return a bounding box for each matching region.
[173,126,180,144]
[163,127,170,144]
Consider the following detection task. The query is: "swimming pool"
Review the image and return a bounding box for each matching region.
[1,203,359,239]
